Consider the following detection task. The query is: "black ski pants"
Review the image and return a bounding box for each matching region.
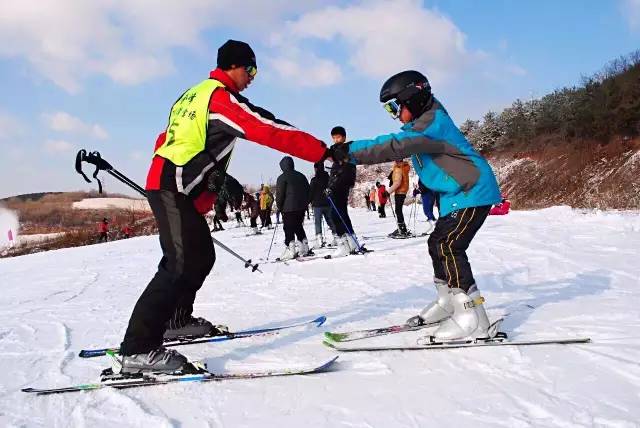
[394,193,406,225]
[428,206,490,292]
[378,203,386,218]
[121,190,215,355]
[282,210,307,245]
[261,208,272,227]
[330,194,354,236]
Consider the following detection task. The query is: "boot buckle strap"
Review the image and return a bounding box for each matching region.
[464,296,485,309]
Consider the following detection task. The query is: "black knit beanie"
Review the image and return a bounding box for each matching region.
[217,40,256,69]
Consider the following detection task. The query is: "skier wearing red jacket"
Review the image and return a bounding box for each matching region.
[119,40,328,373]
[376,182,389,218]
[489,195,511,215]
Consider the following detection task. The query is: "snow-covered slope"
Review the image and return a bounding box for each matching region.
[72,197,150,211]
[1,207,639,427]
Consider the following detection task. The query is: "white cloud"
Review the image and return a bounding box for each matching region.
[268,48,342,87]
[0,0,331,93]
[42,112,108,140]
[622,0,640,30]
[272,0,471,86]
[44,139,74,153]
[506,64,527,76]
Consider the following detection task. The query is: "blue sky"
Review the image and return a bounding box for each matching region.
[1,0,639,198]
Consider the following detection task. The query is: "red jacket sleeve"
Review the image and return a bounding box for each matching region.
[209,89,326,163]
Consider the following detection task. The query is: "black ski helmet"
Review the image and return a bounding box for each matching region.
[379,70,433,118]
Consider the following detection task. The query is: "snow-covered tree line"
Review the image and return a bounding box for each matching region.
[460,50,640,152]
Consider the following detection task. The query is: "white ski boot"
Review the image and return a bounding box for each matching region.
[424,220,435,235]
[406,278,453,327]
[432,285,490,341]
[330,235,351,258]
[346,234,359,254]
[299,238,313,257]
[279,241,299,261]
[328,233,338,247]
[312,234,324,249]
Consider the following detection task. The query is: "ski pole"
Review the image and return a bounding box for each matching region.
[326,194,364,252]
[213,237,262,273]
[388,195,397,220]
[75,149,261,273]
[412,198,418,234]
[266,220,279,261]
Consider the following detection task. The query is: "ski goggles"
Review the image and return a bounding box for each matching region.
[245,65,258,78]
[382,99,401,119]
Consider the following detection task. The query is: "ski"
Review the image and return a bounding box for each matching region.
[389,233,419,240]
[78,315,326,358]
[322,337,591,352]
[322,248,374,260]
[22,356,339,395]
[324,322,439,342]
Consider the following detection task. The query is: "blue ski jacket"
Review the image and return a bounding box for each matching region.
[348,99,501,217]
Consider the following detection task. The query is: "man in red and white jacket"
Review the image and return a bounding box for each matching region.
[119,40,328,373]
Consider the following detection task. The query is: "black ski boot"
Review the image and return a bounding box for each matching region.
[164,317,229,341]
[121,347,188,374]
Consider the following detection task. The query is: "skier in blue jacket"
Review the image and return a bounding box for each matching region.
[329,70,501,342]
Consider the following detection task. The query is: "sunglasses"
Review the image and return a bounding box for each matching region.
[245,65,257,78]
[383,99,401,119]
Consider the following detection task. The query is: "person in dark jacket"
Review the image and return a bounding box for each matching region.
[242,192,260,232]
[327,126,358,257]
[309,161,337,248]
[212,198,227,231]
[276,156,311,259]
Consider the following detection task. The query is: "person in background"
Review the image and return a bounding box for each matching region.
[97,218,109,243]
[276,156,312,259]
[387,159,411,237]
[369,186,377,212]
[243,192,261,233]
[413,180,437,234]
[122,225,133,239]
[259,185,274,228]
[376,181,388,218]
[364,192,371,210]
[326,126,359,257]
[489,194,511,215]
[309,161,337,248]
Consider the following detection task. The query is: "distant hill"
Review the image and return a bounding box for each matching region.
[0,192,63,203]
[470,51,640,210]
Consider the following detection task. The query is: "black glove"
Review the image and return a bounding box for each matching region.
[207,170,244,207]
[324,188,333,197]
[327,142,351,162]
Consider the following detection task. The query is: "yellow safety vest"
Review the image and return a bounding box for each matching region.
[155,79,225,166]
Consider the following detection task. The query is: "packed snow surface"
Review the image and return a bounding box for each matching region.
[1,206,639,427]
[72,197,150,211]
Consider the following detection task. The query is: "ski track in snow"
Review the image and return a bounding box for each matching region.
[1,206,640,427]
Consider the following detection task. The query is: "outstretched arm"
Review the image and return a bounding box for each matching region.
[209,89,327,163]
[349,130,447,165]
